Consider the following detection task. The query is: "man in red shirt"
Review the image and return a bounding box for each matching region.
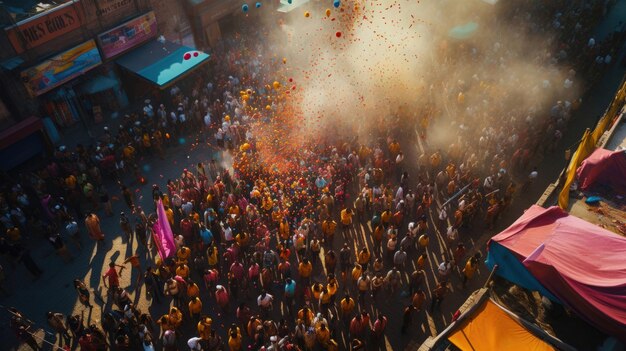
[102,262,124,291]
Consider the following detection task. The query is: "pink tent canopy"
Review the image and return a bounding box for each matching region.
[576,148,626,194]
[491,205,626,342]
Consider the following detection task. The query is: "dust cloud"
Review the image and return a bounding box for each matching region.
[257,0,577,152]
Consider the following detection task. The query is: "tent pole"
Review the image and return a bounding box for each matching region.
[483,264,498,288]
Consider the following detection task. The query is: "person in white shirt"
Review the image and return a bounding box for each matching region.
[143,100,154,118]
[187,336,203,350]
[257,291,274,316]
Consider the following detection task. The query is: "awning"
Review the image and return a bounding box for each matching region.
[448,300,555,351]
[116,40,209,88]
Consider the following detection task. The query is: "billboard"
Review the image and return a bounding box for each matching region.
[5,2,82,54]
[21,40,102,96]
[97,11,157,60]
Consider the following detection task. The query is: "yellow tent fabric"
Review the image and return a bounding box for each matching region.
[558,129,595,209]
[448,300,555,351]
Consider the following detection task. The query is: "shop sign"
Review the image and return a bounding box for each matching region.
[97,11,157,60]
[5,2,82,54]
[95,0,135,17]
[21,40,102,96]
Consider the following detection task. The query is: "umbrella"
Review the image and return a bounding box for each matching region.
[449,22,479,40]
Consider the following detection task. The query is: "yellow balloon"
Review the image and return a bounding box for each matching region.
[282,57,287,64]
[265,105,272,110]
[304,11,310,17]
[225,115,230,121]
[325,8,331,17]
[273,81,281,89]
[242,94,250,101]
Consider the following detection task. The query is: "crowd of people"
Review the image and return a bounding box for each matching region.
[1,0,625,350]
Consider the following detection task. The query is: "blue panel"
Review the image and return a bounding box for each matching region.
[139,48,209,86]
[486,241,560,302]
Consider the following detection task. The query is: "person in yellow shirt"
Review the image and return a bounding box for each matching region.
[164,206,174,226]
[327,278,338,303]
[177,246,191,265]
[417,253,428,271]
[187,279,200,299]
[162,193,170,208]
[351,263,363,283]
[235,232,250,250]
[65,174,77,190]
[381,209,392,228]
[157,315,172,336]
[262,196,273,213]
[340,293,356,320]
[228,324,242,351]
[188,296,203,322]
[340,208,353,238]
[279,218,290,241]
[271,207,282,224]
[316,323,331,348]
[373,224,384,252]
[175,263,189,279]
[197,316,212,340]
[462,255,479,288]
[357,247,371,271]
[298,258,313,285]
[207,246,218,267]
[6,227,21,243]
[322,219,337,246]
[418,233,430,251]
[167,306,183,329]
[229,204,240,219]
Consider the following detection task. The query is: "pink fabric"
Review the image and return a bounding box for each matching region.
[153,199,176,259]
[492,205,626,342]
[576,148,626,193]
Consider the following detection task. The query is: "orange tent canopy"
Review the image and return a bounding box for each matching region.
[448,300,555,351]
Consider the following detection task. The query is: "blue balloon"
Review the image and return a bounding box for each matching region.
[287,0,292,3]
[333,0,340,8]
[256,2,261,8]
[242,3,248,12]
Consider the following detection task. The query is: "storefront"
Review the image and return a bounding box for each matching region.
[20,39,107,128]
[116,38,210,100]
[93,10,207,101]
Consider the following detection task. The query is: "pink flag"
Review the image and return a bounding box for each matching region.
[153,199,176,260]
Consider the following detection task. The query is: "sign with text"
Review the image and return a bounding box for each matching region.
[95,0,135,17]
[97,11,157,60]
[21,40,102,96]
[5,2,82,54]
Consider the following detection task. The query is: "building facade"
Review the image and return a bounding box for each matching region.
[0,0,219,170]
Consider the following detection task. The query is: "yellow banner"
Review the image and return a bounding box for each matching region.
[558,78,626,209]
